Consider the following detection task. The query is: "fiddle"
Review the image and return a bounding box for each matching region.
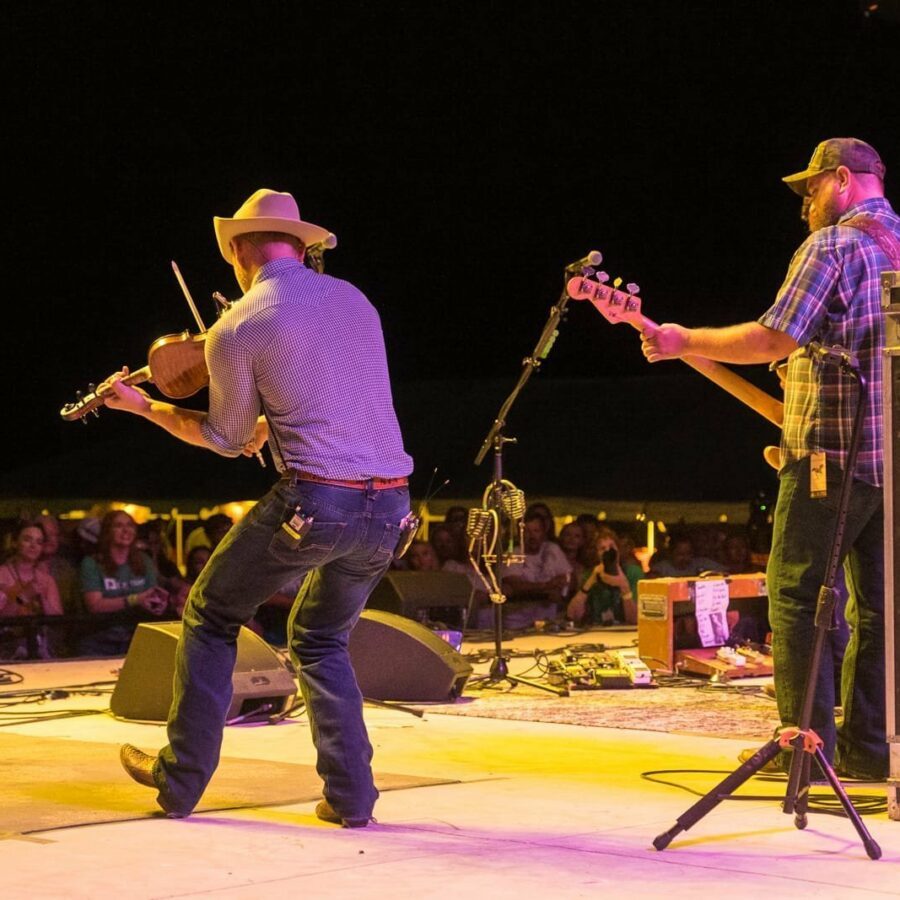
[60,261,214,422]
[59,329,209,422]
[60,262,267,468]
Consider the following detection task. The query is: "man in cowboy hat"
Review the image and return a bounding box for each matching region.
[105,188,413,826]
[640,138,899,780]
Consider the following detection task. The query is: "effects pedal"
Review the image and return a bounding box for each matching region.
[610,648,653,685]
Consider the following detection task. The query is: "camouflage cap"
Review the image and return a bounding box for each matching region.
[782,138,886,195]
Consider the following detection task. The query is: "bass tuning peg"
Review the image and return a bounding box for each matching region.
[626,282,640,295]
[596,271,610,284]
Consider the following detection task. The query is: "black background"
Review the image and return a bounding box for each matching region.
[5,1,899,507]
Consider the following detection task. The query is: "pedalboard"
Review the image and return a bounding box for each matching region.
[547,649,655,690]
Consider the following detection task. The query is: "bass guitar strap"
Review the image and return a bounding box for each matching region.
[841,214,900,270]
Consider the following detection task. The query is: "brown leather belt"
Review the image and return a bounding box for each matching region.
[288,471,408,490]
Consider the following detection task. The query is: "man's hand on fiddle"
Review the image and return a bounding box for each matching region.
[641,323,691,363]
[241,416,269,458]
[100,368,152,415]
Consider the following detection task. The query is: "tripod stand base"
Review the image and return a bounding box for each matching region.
[470,655,568,696]
[652,731,882,860]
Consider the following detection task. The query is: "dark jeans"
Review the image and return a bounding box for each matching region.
[767,456,886,777]
[154,477,409,818]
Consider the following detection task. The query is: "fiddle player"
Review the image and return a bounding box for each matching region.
[641,139,899,780]
[105,188,413,826]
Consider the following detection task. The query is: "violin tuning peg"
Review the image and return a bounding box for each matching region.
[92,408,100,417]
[87,383,96,393]
[596,271,610,283]
[626,282,640,295]
[80,417,88,425]
[613,276,623,289]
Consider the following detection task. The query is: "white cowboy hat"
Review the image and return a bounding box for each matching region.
[213,189,337,263]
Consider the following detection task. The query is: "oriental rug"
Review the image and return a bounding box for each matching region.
[426,682,781,742]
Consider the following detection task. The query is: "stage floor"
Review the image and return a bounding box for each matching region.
[3,627,899,899]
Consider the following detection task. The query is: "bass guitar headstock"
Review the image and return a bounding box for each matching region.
[567,266,645,331]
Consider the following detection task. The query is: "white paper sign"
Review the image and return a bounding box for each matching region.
[693,579,729,648]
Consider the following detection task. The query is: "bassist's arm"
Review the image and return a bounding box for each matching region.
[641,322,798,365]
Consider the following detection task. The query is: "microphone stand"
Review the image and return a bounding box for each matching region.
[471,276,576,697]
[652,350,881,860]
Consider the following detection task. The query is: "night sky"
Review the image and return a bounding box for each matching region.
[6,2,900,508]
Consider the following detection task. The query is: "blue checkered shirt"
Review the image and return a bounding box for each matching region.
[758,197,900,487]
[200,258,413,480]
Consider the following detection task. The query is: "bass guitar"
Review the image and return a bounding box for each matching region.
[566,273,785,429]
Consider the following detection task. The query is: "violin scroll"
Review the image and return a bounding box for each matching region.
[60,366,153,422]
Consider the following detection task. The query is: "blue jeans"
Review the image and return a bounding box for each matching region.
[154,477,409,818]
[767,456,886,777]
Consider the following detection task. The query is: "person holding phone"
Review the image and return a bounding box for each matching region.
[567,526,634,625]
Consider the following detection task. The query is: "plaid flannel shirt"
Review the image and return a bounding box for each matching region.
[758,197,900,487]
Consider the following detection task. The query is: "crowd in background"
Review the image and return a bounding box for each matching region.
[395,501,770,630]
[0,499,772,659]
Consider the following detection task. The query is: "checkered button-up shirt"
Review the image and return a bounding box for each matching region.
[758,197,900,487]
[200,257,413,480]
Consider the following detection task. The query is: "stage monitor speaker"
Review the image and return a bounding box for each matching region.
[110,621,298,723]
[349,609,473,702]
[366,570,473,622]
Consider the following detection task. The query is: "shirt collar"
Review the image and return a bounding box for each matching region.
[839,196,892,222]
[252,256,305,287]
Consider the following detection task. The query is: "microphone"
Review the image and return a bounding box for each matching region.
[500,488,526,520]
[466,508,492,540]
[212,291,232,316]
[310,233,338,251]
[565,250,603,272]
[305,234,338,274]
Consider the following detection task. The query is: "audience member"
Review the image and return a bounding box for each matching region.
[648,532,720,577]
[253,575,300,648]
[406,540,441,572]
[75,517,101,560]
[78,510,170,657]
[566,526,635,626]
[0,520,64,658]
[184,512,234,555]
[558,522,589,587]
[693,524,728,567]
[184,546,211,583]
[721,532,764,574]
[169,545,212,618]
[37,514,82,616]
[616,530,646,624]
[496,512,571,627]
[429,523,466,567]
[526,502,557,541]
[443,506,468,536]
[138,519,190,613]
[575,513,599,541]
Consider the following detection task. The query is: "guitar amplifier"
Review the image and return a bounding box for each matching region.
[637,573,769,673]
